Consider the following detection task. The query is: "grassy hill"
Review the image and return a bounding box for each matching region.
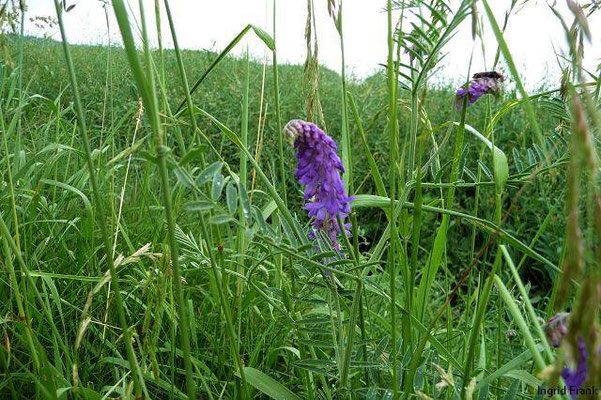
[0,20,580,398]
[15,36,565,270]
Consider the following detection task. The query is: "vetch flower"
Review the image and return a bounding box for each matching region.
[456,71,504,110]
[284,120,354,249]
[544,312,600,399]
[562,338,588,399]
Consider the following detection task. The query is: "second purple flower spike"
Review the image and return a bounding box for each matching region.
[284,120,354,249]
[456,71,505,110]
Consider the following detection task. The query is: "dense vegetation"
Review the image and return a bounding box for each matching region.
[15,36,564,259]
[1,1,599,399]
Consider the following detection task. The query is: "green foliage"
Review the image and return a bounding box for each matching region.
[0,1,596,399]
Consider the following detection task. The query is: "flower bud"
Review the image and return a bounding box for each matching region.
[544,312,570,348]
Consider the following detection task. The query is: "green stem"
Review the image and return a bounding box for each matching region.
[337,0,352,193]
[53,1,147,396]
[110,0,195,396]
[386,1,399,398]
[198,214,250,398]
[163,0,204,158]
[500,245,553,361]
[460,258,499,398]
[272,0,287,204]
[493,275,547,371]
[1,236,40,371]
[481,0,546,151]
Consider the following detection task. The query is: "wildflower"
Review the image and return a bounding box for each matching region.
[544,312,599,399]
[562,338,588,398]
[456,71,504,110]
[284,120,354,249]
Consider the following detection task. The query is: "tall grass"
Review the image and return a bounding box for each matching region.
[1,0,600,399]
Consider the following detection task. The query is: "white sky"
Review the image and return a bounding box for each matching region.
[24,1,601,89]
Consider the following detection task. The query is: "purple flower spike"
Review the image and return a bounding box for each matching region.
[284,120,354,249]
[544,312,601,398]
[456,71,504,110]
[562,338,588,399]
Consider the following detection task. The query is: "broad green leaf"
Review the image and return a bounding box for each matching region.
[241,367,300,400]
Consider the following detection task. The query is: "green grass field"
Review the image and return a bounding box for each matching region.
[1,1,599,399]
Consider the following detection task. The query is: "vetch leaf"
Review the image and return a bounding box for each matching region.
[197,161,223,186]
[180,146,207,166]
[211,173,225,200]
[238,182,253,224]
[512,148,523,173]
[182,201,214,212]
[209,215,235,225]
[226,182,238,214]
[174,166,196,189]
[527,148,536,166]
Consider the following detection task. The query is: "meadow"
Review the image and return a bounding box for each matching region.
[0,0,599,399]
